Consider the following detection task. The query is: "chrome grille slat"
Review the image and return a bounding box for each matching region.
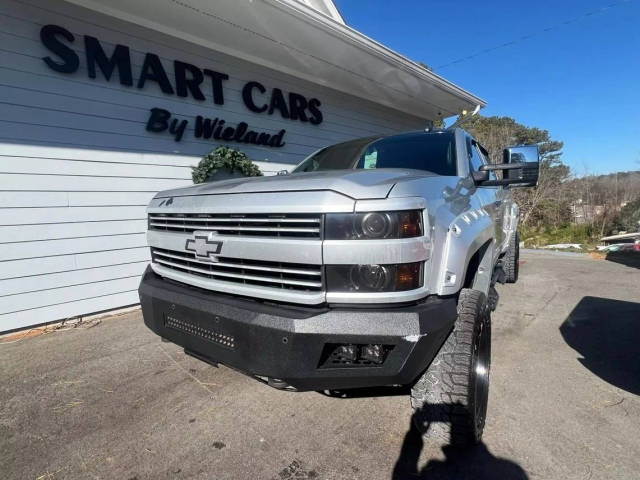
[151,247,323,292]
[148,213,322,239]
[149,215,320,224]
[149,223,319,233]
[154,258,323,288]
[153,249,321,276]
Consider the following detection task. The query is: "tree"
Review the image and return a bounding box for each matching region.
[611,198,640,233]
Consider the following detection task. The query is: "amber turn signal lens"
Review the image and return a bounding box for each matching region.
[398,211,422,238]
[396,263,422,290]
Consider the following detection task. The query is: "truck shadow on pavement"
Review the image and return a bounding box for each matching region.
[320,386,411,398]
[323,390,527,479]
[391,408,528,480]
[560,296,640,395]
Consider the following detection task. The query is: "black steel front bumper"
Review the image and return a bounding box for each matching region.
[138,266,457,391]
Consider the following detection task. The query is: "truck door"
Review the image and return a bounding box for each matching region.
[467,137,504,249]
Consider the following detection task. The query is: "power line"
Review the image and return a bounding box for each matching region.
[436,0,632,69]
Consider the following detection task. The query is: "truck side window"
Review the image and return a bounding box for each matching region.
[467,137,483,172]
[363,149,378,169]
[474,142,498,179]
[475,144,488,165]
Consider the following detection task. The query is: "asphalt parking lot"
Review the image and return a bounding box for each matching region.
[1,251,639,480]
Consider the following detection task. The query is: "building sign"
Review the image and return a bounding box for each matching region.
[39,24,324,146]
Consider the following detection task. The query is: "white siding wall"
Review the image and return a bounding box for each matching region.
[0,0,427,331]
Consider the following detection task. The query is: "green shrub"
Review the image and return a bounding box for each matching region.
[192,146,263,184]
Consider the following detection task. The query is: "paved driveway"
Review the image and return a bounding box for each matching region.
[1,251,639,479]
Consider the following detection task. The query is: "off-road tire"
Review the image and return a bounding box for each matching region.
[410,289,491,446]
[504,231,519,283]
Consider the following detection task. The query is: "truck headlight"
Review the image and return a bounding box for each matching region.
[326,262,423,292]
[325,211,423,240]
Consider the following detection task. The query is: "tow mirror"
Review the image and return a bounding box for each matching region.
[477,145,539,187]
[471,169,489,183]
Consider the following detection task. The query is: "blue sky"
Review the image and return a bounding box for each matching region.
[334,0,640,175]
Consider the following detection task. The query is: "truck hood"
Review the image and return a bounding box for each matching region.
[156,169,434,200]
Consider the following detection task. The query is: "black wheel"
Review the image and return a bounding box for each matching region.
[504,231,519,283]
[410,289,491,446]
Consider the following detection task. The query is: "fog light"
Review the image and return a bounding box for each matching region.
[334,344,358,362]
[319,343,395,368]
[360,344,384,364]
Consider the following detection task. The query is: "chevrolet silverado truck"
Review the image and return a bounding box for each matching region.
[138,128,539,445]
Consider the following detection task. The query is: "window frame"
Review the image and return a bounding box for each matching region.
[466,136,485,172]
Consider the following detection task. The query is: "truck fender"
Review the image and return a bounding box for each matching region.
[435,209,494,296]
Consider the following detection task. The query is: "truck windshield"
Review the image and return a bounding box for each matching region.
[291,131,457,176]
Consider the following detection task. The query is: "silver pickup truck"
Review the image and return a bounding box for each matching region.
[138,128,538,445]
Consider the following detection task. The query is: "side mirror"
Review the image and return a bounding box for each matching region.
[503,145,539,186]
[277,169,289,176]
[477,145,539,187]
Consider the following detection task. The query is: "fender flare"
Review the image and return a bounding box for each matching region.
[435,209,495,296]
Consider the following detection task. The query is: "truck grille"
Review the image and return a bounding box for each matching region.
[151,247,323,291]
[148,213,321,239]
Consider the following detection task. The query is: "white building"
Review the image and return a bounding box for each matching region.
[0,0,484,332]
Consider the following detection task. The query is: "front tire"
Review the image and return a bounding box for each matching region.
[504,231,519,283]
[410,289,491,446]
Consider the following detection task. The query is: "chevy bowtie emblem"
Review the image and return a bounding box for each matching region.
[185,231,223,262]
